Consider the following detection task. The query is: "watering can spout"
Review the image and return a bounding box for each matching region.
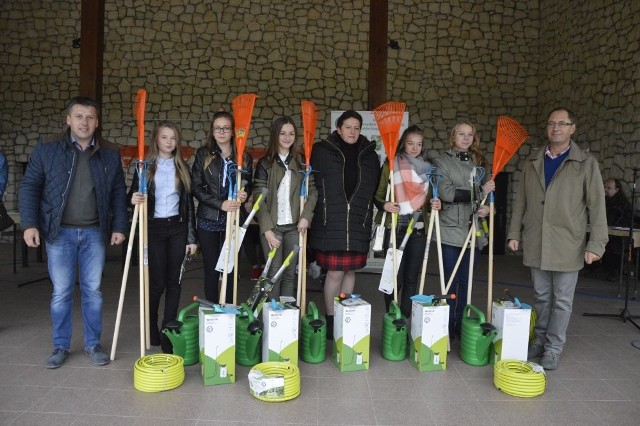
[162,321,187,358]
[474,323,497,358]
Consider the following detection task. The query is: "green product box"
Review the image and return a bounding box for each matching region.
[410,301,449,372]
[199,309,236,385]
[333,298,371,372]
[262,302,299,365]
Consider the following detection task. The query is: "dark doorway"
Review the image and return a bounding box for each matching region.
[482,172,510,255]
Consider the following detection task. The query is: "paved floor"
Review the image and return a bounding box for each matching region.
[1,241,639,425]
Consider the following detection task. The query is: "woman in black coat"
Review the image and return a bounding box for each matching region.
[309,110,380,338]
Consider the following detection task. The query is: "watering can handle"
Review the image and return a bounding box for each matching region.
[389,300,402,320]
[241,302,255,321]
[308,301,319,320]
[463,304,486,324]
[178,301,201,323]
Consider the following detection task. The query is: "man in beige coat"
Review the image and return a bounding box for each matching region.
[507,107,608,370]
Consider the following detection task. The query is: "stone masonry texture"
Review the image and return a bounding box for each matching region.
[1,0,639,237]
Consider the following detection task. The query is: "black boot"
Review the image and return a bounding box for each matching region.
[325,314,334,340]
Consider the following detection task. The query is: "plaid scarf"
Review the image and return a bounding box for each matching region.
[393,153,430,215]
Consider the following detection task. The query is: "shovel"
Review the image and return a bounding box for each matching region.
[379,212,419,294]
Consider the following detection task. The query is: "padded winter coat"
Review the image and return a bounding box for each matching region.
[309,132,380,253]
[19,131,128,243]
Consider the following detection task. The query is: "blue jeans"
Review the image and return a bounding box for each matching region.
[46,227,105,351]
[442,243,479,336]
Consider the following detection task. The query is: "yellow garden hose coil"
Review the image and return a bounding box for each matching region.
[133,354,185,392]
[248,361,301,402]
[494,359,546,398]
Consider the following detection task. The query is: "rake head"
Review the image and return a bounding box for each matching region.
[492,116,529,176]
[301,101,318,163]
[373,102,406,167]
[232,93,259,168]
[133,89,148,161]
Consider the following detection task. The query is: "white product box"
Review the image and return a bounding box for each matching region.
[491,301,531,362]
[199,308,236,385]
[410,301,449,371]
[333,297,371,372]
[262,302,299,365]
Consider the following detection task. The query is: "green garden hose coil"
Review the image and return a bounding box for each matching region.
[493,359,546,398]
[248,361,301,402]
[133,354,185,392]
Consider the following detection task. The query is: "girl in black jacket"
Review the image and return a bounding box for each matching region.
[192,110,252,303]
[130,121,197,347]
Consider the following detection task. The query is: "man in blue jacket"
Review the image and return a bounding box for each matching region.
[19,97,127,368]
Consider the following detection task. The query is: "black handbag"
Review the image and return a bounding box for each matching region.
[0,201,15,232]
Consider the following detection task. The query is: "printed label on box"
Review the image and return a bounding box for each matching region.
[491,301,530,363]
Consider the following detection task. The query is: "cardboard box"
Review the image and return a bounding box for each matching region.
[262,302,299,365]
[410,301,449,371]
[333,297,371,372]
[491,301,531,362]
[199,308,236,385]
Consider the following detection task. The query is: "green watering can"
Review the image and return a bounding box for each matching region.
[300,301,326,363]
[381,300,408,361]
[459,304,497,366]
[236,303,263,366]
[162,301,200,366]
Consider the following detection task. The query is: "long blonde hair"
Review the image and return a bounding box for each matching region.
[146,121,191,193]
[448,122,487,167]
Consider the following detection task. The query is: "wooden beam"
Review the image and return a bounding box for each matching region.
[79,0,105,107]
[368,0,388,109]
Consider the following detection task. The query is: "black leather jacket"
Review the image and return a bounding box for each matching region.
[192,145,253,223]
[128,171,197,244]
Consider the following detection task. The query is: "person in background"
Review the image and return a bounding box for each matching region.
[19,96,127,368]
[374,125,441,317]
[433,122,494,340]
[309,110,380,339]
[129,121,197,350]
[254,116,317,299]
[508,107,608,370]
[0,149,7,199]
[192,110,251,303]
[599,178,633,281]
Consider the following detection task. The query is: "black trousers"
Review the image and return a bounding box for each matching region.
[197,227,233,304]
[147,218,188,342]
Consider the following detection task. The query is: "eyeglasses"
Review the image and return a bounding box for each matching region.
[546,121,573,128]
[213,126,232,133]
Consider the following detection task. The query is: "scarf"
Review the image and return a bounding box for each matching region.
[393,153,430,215]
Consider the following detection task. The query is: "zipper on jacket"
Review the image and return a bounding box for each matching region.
[56,149,76,237]
[362,201,371,226]
[322,177,327,225]
[346,202,350,251]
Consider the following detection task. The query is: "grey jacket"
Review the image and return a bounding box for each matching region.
[433,151,488,249]
[507,141,608,271]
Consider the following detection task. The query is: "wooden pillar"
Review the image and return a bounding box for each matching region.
[368,0,388,110]
[79,0,105,108]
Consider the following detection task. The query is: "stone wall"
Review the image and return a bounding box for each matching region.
[1,0,639,231]
[534,0,640,209]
